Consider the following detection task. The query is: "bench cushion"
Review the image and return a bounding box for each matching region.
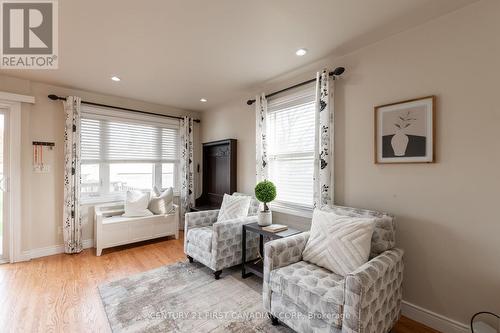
[186,226,213,252]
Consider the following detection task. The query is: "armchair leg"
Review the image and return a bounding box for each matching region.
[187,255,193,263]
[213,270,222,280]
[270,314,279,326]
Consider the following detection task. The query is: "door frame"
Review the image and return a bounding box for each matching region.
[0,92,34,263]
[0,108,11,263]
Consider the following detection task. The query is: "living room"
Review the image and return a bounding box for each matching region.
[0,0,498,332]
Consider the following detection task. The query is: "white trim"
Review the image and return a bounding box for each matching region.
[270,201,313,219]
[21,239,94,260]
[0,92,35,104]
[402,300,469,333]
[10,103,21,263]
[80,192,180,206]
[80,198,123,206]
[0,99,23,263]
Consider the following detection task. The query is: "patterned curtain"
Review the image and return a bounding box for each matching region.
[255,93,268,182]
[180,116,194,217]
[313,70,333,208]
[63,96,83,254]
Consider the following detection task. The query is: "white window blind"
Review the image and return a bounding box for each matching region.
[267,83,316,209]
[81,118,179,163]
[81,118,100,161]
[80,106,180,202]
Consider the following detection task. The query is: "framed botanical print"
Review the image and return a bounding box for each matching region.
[375,96,435,164]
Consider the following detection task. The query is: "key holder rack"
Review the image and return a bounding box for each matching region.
[33,141,55,174]
[32,141,55,149]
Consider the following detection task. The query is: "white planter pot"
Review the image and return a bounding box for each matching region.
[258,210,272,226]
[391,130,409,156]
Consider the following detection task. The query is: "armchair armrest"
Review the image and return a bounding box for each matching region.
[210,215,258,270]
[342,248,404,333]
[184,209,219,253]
[262,232,310,311]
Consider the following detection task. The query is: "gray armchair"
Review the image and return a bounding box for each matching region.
[184,193,260,279]
[263,205,404,333]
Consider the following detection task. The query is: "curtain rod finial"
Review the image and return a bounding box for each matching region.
[48,94,60,100]
[332,67,345,76]
[247,100,254,105]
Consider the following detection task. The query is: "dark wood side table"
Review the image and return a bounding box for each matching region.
[242,222,302,279]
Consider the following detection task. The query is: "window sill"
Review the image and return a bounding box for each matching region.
[270,202,313,219]
[80,197,123,206]
[81,191,180,206]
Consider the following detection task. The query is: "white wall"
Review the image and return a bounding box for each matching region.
[202,0,500,327]
[0,75,201,253]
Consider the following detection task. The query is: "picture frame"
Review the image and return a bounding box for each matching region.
[374,96,435,164]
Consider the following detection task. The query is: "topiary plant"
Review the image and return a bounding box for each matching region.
[254,180,277,212]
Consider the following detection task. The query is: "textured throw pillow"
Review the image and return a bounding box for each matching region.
[302,209,376,276]
[217,194,251,222]
[149,187,174,215]
[123,190,153,217]
[152,185,162,197]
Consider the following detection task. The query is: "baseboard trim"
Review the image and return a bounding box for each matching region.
[402,300,469,333]
[21,239,94,260]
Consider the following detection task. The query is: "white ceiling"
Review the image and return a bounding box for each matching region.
[1,0,476,111]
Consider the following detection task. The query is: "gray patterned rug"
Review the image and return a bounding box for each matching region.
[98,261,292,333]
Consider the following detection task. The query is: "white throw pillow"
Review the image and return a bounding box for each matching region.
[123,190,153,217]
[152,185,162,197]
[302,209,375,276]
[217,194,251,222]
[148,187,174,215]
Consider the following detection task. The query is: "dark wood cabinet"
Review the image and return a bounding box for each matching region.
[193,139,237,211]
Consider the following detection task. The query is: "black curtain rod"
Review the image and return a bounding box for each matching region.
[246,67,345,105]
[47,94,201,123]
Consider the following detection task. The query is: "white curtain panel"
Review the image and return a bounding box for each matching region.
[180,116,195,217]
[313,70,334,208]
[63,96,83,254]
[255,93,268,182]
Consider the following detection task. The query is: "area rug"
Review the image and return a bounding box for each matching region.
[98,261,292,333]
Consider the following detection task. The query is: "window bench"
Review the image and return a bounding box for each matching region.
[94,203,179,256]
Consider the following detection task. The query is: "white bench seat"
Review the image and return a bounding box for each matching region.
[94,203,179,256]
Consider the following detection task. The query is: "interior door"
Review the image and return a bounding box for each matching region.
[0,108,9,262]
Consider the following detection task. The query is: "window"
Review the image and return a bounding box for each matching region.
[81,164,100,194]
[267,84,316,211]
[161,163,175,189]
[80,106,180,202]
[109,163,153,192]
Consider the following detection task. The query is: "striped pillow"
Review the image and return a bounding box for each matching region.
[217,194,251,222]
[302,209,375,276]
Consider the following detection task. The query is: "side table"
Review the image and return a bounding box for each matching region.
[242,222,302,278]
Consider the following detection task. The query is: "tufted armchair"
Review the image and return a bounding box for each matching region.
[184,193,260,279]
[263,205,404,333]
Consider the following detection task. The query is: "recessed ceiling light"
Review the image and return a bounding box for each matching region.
[295,48,307,56]
[200,98,207,102]
[111,76,121,82]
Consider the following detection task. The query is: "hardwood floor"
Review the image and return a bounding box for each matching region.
[0,233,439,333]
